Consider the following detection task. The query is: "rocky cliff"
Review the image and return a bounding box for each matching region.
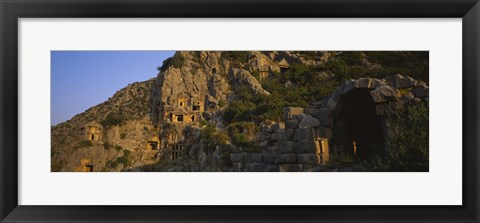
[52,51,429,172]
[51,79,158,171]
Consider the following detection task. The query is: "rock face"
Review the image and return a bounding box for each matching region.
[51,79,159,172]
[150,52,275,128]
[52,51,429,172]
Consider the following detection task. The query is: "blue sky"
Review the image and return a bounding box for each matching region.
[51,51,175,126]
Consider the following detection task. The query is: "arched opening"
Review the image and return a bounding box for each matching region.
[335,88,385,159]
[91,134,95,141]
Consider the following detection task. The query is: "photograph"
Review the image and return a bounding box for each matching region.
[51,51,429,172]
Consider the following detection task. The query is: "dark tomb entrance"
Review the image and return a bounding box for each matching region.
[337,88,385,159]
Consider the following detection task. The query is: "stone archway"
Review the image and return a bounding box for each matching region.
[325,78,399,158]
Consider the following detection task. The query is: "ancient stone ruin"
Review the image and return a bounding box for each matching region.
[230,74,429,171]
[81,121,102,141]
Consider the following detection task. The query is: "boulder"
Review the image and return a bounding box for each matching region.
[384,74,404,88]
[261,147,278,154]
[285,129,295,141]
[413,86,429,98]
[294,127,314,141]
[278,141,295,154]
[275,154,297,164]
[285,119,299,129]
[303,108,319,117]
[398,76,417,89]
[327,98,337,110]
[271,122,285,131]
[294,139,317,154]
[270,133,280,141]
[355,78,372,88]
[230,153,245,162]
[259,140,269,149]
[262,154,276,163]
[298,115,320,128]
[370,86,398,103]
[342,79,357,94]
[370,78,386,88]
[297,154,320,164]
[245,153,263,163]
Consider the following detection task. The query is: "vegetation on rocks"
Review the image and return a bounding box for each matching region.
[360,102,429,172]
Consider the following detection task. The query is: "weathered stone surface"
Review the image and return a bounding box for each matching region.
[259,140,269,148]
[294,139,317,154]
[330,88,343,101]
[283,107,304,120]
[370,78,387,88]
[229,68,271,96]
[342,79,356,92]
[262,154,276,163]
[294,127,314,141]
[316,108,329,126]
[279,164,303,172]
[398,76,417,89]
[298,115,320,128]
[303,108,319,117]
[285,119,299,129]
[270,133,280,141]
[261,125,272,133]
[275,154,297,164]
[271,122,285,131]
[250,163,272,172]
[297,154,319,164]
[230,153,244,162]
[370,86,397,103]
[278,141,295,154]
[384,74,403,88]
[285,129,295,141]
[315,127,332,139]
[319,154,329,164]
[355,78,372,88]
[327,98,337,110]
[245,153,263,163]
[413,86,429,98]
[262,147,278,154]
[375,103,395,116]
[233,162,245,171]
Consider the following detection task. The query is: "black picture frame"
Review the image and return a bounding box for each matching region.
[1,0,479,222]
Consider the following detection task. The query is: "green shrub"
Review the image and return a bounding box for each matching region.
[172,52,186,69]
[158,57,173,72]
[217,100,225,108]
[199,123,228,152]
[103,142,111,150]
[100,112,125,127]
[114,145,123,151]
[120,132,127,139]
[77,140,93,148]
[360,102,429,172]
[107,149,131,168]
[222,51,250,63]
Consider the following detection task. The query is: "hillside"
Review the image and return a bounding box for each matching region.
[52,51,429,172]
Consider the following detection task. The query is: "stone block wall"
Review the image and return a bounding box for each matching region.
[229,74,429,172]
[230,107,329,172]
